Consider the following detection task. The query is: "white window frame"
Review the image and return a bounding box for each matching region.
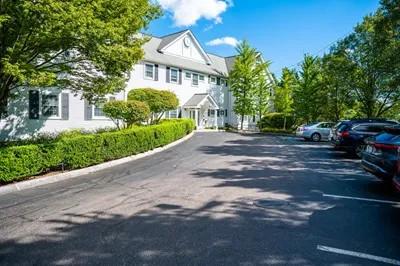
[210,76,217,84]
[170,67,179,84]
[144,63,155,80]
[185,71,192,80]
[168,109,178,119]
[92,96,115,120]
[40,90,62,119]
[192,73,199,87]
[199,75,205,82]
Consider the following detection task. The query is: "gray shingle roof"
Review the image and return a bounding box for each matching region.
[224,56,237,72]
[141,32,235,77]
[157,30,189,51]
[182,93,209,108]
[182,93,219,109]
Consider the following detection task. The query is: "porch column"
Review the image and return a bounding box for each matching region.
[194,109,199,129]
[214,109,218,129]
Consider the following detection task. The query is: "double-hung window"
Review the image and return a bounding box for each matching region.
[199,75,205,82]
[94,102,106,117]
[185,72,192,79]
[192,73,199,86]
[210,76,217,84]
[93,96,115,119]
[144,63,155,80]
[42,94,60,118]
[170,68,179,83]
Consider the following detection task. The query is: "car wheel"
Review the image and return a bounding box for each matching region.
[311,133,321,142]
[355,144,366,158]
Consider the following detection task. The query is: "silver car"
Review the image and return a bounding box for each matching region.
[296,122,335,142]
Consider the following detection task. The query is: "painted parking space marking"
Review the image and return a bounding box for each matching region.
[323,193,400,205]
[317,245,400,265]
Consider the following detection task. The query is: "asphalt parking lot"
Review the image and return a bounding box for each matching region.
[0,132,399,265]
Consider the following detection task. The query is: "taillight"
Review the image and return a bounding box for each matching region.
[340,131,350,138]
[374,143,400,151]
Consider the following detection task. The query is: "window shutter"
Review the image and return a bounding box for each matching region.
[217,77,221,86]
[208,75,211,83]
[29,90,40,120]
[154,64,159,81]
[166,67,170,83]
[208,109,211,117]
[225,109,228,117]
[61,93,69,120]
[179,69,182,84]
[84,99,92,120]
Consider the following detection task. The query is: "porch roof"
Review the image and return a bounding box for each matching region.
[182,93,219,109]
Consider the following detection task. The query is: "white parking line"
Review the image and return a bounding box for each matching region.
[317,245,400,265]
[323,193,400,205]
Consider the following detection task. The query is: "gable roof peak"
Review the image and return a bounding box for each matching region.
[157,29,190,51]
[157,29,211,65]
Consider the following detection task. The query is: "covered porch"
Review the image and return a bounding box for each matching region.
[182,93,219,129]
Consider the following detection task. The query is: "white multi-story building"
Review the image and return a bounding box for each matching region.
[0,30,271,140]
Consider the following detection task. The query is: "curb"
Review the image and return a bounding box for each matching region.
[259,132,296,137]
[0,132,195,196]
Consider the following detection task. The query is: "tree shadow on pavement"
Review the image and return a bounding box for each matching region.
[1,134,400,265]
[3,197,398,266]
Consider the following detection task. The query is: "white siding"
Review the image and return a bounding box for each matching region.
[163,35,207,64]
[0,90,124,140]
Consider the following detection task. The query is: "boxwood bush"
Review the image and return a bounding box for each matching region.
[0,119,195,184]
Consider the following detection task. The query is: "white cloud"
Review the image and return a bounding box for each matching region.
[206,37,239,47]
[158,0,232,27]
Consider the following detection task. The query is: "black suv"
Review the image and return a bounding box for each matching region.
[331,119,399,157]
[362,126,400,185]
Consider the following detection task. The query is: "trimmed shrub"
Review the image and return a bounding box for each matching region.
[0,143,63,183]
[0,119,195,184]
[103,100,150,128]
[258,113,296,130]
[128,88,179,123]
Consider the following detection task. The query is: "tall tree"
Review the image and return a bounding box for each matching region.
[320,53,355,121]
[274,67,296,129]
[254,59,272,121]
[332,2,400,118]
[0,0,161,113]
[229,41,269,129]
[292,55,324,123]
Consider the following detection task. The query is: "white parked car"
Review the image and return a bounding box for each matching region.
[296,122,335,142]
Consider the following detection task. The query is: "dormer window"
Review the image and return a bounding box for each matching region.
[170,68,179,83]
[144,63,155,80]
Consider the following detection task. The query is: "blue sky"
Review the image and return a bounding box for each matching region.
[146,0,380,76]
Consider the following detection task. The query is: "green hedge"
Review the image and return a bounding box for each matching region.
[0,119,195,184]
[258,113,296,130]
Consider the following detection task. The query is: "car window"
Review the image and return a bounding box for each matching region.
[306,122,318,127]
[368,125,385,133]
[337,124,349,132]
[353,124,369,132]
[353,124,388,133]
